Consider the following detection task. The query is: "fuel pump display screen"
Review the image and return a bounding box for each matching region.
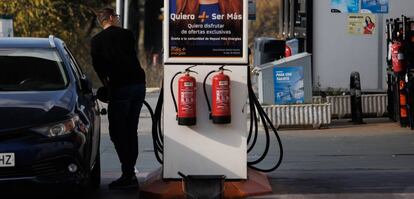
[164,0,248,64]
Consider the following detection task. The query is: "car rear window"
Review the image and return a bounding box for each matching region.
[0,48,68,91]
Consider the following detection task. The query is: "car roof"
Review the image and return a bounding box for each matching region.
[0,36,64,49]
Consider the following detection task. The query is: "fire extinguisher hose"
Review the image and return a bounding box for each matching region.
[203,70,219,119]
[170,71,183,115]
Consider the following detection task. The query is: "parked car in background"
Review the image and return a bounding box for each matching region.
[0,36,101,190]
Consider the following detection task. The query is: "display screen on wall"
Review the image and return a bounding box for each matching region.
[164,0,248,64]
[361,0,389,14]
[331,0,360,13]
[273,66,304,105]
[348,14,376,35]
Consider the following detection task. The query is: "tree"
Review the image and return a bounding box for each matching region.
[0,0,110,86]
[249,0,281,46]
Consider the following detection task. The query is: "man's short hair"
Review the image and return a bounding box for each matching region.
[96,7,117,25]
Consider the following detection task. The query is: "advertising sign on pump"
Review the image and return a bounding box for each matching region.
[273,66,305,105]
[164,0,248,64]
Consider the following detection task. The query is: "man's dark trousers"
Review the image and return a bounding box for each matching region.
[108,84,146,177]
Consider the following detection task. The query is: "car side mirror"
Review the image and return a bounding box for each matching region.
[80,77,93,94]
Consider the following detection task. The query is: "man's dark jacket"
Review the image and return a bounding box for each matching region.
[91,26,145,88]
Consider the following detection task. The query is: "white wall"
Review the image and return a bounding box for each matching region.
[313,0,414,91]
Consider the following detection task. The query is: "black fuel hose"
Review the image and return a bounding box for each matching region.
[143,92,164,164]
[154,86,164,146]
[247,97,259,153]
[246,66,284,172]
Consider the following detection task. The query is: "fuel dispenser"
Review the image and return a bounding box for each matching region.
[140,0,284,197]
[386,16,414,129]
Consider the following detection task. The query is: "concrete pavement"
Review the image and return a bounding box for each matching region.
[103,90,414,198]
[250,119,414,198]
[97,92,414,198]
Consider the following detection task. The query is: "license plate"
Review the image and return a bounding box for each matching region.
[0,153,15,167]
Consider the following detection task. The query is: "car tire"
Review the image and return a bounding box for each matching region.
[89,153,101,189]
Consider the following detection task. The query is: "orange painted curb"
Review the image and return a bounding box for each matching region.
[140,168,272,199]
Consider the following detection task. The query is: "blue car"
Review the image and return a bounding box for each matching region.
[0,36,101,189]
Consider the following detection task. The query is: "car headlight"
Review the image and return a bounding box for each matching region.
[31,116,82,137]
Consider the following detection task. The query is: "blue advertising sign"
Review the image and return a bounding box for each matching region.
[273,66,305,105]
[331,0,359,13]
[361,0,389,14]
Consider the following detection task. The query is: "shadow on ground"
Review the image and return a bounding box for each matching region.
[268,170,414,195]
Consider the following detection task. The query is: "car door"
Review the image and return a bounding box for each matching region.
[63,46,101,169]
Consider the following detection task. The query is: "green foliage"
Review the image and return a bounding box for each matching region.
[0,0,283,88]
[0,0,109,87]
[248,0,281,64]
[249,0,281,46]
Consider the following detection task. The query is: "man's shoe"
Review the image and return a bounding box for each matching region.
[108,175,139,190]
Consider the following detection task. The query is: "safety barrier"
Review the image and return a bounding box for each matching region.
[322,94,387,118]
[258,94,387,129]
[312,96,323,104]
[326,95,351,119]
[261,103,331,129]
[361,94,388,117]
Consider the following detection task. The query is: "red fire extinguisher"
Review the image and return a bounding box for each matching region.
[171,66,198,126]
[203,66,232,124]
[285,45,292,58]
[399,80,408,119]
[392,41,406,73]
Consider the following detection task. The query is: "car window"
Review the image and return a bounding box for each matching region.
[0,48,68,91]
[64,49,81,82]
[64,47,85,79]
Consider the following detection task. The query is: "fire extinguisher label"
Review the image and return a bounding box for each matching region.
[180,91,195,113]
[216,89,230,109]
[184,82,194,87]
[219,81,229,86]
[398,53,404,60]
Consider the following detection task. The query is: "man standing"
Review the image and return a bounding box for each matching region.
[91,7,146,189]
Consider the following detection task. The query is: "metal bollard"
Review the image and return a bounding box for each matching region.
[350,72,364,124]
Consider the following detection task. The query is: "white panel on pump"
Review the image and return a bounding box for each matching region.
[163,65,248,180]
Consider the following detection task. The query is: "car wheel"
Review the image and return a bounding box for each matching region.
[89,153,101,189]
